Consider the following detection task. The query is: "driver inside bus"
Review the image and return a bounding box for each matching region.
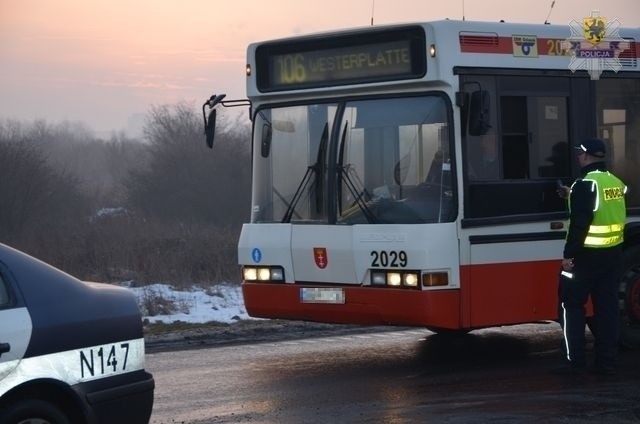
[469,129,499,180]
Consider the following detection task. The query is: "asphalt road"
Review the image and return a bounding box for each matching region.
[146,322,640,423]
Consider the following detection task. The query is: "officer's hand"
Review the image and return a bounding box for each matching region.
[561,258,574,272]
[556,185,570,199]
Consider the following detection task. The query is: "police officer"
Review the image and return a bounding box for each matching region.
[555,138,627,375]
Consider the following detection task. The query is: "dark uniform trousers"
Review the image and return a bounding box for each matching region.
[558,246,622,368]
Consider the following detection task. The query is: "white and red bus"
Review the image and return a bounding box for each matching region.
[204,19,640,346]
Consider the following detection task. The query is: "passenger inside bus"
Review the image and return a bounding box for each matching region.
[468,129,499,180]
[539,141,570,177]
[425,150,445,184]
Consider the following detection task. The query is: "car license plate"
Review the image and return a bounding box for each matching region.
[300,287,345,304]
[78,341,133,380]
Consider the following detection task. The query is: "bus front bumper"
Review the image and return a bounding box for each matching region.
[242,282,460,328]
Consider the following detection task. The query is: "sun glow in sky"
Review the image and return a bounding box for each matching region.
[1,0,638,135]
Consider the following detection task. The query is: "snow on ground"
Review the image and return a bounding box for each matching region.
[127,283,255,324]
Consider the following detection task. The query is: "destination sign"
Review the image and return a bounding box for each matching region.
[255,27,426,92]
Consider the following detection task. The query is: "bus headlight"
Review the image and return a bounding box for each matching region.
[242,266,285,282]
[369,270,421,289]
[270,267,284,281]
[387,272,402,286]
[371,271,387,286]
[243,267,257,281]
[403,272,419,287]
[258,268,271,281]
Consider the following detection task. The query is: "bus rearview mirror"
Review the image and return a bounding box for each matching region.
[205,109,217,149]
[261,124,273,157]
[468,90,491,136]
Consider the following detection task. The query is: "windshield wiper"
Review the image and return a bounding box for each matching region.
[337,122,377,223]
[282,123,328,223]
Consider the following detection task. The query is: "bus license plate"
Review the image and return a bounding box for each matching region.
[300,287,345,304]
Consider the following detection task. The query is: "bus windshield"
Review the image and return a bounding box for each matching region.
[250,95,455,224]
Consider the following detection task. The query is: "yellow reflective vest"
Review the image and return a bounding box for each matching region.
[571,170,627,248]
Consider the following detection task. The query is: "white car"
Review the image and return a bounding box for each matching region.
[0,243,154,423]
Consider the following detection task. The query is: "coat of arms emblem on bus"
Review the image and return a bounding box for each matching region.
[562,11,629,80]
[313,247,328,269]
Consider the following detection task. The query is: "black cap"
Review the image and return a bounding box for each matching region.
[574,138,606,158]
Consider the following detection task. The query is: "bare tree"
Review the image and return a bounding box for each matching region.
[0,106,252,285]
[125,102,251,226]
[0,129,91,263]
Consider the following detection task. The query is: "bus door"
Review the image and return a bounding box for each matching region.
[461,75,572,328]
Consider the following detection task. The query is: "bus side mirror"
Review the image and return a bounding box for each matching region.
[205,109,217,149]
[261,124,272,157]
[468,90,491,136]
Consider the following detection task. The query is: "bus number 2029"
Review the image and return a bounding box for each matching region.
[370,250,407,268]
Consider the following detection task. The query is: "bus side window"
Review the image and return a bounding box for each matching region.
[595,78,640,208]
[468,90,491,136]
[468,130,499,180]
[538,141,570,177]
[465,79,571,218]
[500,96,529,179]
[462,77,499,181]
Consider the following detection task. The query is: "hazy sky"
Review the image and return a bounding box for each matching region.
[1,0,638,135]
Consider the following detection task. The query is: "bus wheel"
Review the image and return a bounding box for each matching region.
[620,246,640,349]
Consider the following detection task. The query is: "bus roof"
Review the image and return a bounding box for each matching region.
[249,19,639,46]
[245,19,639,99]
